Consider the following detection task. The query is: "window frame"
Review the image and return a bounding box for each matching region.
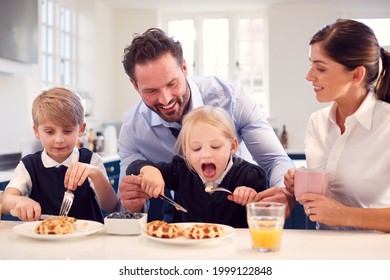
[162,11,269,116]
[41,0,76,90]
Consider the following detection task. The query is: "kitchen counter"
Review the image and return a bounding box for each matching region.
[1,220,389,260]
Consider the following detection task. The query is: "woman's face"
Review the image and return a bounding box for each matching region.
[184,123,237,182]
[306,43,355,103]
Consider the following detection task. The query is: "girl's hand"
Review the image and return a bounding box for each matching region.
[228,186,257,206]
[139,166,165,198]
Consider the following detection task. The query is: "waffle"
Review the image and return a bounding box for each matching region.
[35,217,76,235]
[184,223,224,239]
[145,220,184,238]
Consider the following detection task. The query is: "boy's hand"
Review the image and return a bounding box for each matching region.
[139,166,165,198]
[12,196,41,221]
[65,162,96,191]
[227,186,257,206]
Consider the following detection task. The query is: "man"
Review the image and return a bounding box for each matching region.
[118,28,294,217]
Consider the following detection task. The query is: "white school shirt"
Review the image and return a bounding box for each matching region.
[6,147,107,196]
[305,92,390,231]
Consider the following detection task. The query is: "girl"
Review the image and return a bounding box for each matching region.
[126,106,268,228]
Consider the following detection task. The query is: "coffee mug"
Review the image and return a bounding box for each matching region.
[294,167,329,198]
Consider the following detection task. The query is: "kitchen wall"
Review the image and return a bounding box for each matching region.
[1,0,389,156]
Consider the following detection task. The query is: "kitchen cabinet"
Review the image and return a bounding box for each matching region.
[283,152,316,229]
[284,204,316,230]
[0,181,8,191]
[0,180,18,221]
[103,159,120,194]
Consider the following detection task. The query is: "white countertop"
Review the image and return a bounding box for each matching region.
[1,221,389,260]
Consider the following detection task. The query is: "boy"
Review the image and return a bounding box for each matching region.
[2,87,117,223]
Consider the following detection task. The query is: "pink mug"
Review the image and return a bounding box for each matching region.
[294,167,329,198]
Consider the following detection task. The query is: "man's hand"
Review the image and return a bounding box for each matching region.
[119,174,150,213]
[254,186,295,218]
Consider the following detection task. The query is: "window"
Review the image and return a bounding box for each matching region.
[41,0,75,90]
[164,14,268,115]
[356,18,390,49]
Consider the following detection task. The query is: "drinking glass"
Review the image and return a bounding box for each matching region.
[246,202,285,252]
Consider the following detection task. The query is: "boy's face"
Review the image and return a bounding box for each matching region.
[33,121,86,163]
[185,123,238,183]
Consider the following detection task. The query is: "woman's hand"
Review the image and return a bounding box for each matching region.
[284,168,296,196]
[298,193,348,226]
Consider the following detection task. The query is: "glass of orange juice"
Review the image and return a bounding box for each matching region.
[246,202,285,252]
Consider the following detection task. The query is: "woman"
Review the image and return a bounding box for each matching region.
[284,19,390,232]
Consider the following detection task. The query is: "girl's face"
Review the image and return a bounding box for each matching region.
[306,43,355,103]
[184,123,238,182]
[34,121,86,163]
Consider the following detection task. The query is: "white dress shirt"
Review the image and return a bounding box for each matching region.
[305,92,390,230]
[6,147,107,196]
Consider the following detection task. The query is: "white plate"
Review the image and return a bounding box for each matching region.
[142,222,236,245]
[13,219,103,240]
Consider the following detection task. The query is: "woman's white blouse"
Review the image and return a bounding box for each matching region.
[305,93,390,230]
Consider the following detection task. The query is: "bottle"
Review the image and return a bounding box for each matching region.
[88,129,95,151]
[104,125,118,155]
[94,132,104,154]
[280,125,288,149]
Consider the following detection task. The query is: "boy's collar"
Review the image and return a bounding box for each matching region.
[41,147,79,168]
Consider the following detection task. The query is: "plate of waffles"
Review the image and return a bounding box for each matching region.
[142,221,236,245]
[13,218,103,240]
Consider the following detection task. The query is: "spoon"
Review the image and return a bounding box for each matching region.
[205,185,233,194]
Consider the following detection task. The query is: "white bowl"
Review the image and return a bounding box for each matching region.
[104,213,147,235]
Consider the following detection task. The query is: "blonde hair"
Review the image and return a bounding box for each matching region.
[32,87,84,127]
[175,106,237,164]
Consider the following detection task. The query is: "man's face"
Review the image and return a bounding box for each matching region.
[131,53,190,123]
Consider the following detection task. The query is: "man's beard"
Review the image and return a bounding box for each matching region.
[147,83,191,123]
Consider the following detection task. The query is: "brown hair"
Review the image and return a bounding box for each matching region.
[310,19,390,103]
[32,87,84,127]
[122,28,184,83]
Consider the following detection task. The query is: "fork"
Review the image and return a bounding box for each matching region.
[59,190,74,216]
[205,186,233,194]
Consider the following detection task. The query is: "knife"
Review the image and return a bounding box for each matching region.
[10,209,67,220]
[159,194,188,213]
[40,214,63,220]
